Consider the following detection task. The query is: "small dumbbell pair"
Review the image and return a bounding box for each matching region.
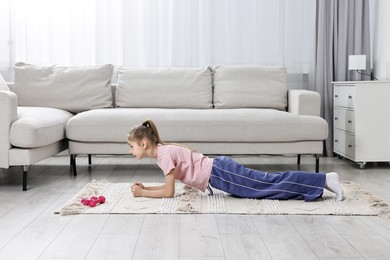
[81,196,106,207]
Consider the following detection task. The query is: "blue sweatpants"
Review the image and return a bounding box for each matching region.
[209,156,326,201]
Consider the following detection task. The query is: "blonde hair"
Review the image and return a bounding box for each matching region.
[128,119,164,145]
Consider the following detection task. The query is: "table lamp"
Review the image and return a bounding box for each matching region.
[348,55,366,71]
[348,54,377,80]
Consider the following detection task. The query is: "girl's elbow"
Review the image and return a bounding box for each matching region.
[164,190,175,198]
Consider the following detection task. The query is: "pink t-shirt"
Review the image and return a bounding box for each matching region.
[157,144,214,192]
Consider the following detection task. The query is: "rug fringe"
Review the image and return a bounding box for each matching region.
[60,179,110,216]
[177,185,201,213]
[342,181,390,219]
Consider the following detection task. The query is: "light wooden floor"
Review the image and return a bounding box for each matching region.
[1,154,390,260]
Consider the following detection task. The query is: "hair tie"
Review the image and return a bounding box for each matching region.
[142,122,149,128]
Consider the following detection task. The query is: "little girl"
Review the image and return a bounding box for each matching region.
[128,120,344,201]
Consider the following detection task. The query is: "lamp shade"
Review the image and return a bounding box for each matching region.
[348,55,366,70]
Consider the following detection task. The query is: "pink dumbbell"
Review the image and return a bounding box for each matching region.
[80,195,106,207]
[88,196,106,207]
[81,198,90,206]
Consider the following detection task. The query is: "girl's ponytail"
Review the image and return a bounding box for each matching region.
[128,119,164,145]
[142,120,164,144]
[129,119,194,151]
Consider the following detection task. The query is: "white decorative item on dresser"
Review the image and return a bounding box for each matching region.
[333,81,390,168]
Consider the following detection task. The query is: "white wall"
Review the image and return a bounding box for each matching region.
[372,0,390,79]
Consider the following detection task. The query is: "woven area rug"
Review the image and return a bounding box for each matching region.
[56,179,390,218]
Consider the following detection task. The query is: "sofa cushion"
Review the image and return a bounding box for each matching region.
[10,107,74,148]
[0,74,9,91]
[116,67,212,108]
[66,108,328,143]
[213,65,287,110]
[13,63,113,113]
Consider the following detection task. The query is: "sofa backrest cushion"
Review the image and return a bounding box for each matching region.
[14,63,113,113]
[116,67,212,108]
[0,74,10,91]
[213,65,288,110]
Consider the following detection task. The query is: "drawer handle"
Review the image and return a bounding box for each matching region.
[335,117,338,121]
[348,95,352,99]
[348,144,353,148]
[335,95,339,98]
[334,139,338,143]
[348,120,352,124]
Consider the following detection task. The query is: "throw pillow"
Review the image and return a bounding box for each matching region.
[116,67,213,109]
[14,63,114,113]
[213,65,288,110]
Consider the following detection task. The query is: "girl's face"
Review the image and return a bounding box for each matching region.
[128,140,145,160]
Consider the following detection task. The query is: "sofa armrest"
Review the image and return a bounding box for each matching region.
[0,90,18,168]
[288,89,321,116]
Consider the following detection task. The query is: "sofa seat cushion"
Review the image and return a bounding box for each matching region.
[10,107,74,148]
[66,108,328,143]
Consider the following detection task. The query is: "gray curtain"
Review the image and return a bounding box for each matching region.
[314,0,371,156]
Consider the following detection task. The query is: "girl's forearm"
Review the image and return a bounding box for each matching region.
[141,187,174,198]
[144,184,166,191]
[135,170,175,198]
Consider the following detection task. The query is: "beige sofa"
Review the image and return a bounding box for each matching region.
[0,63,328,191]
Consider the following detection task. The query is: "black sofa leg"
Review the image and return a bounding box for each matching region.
[315,154,320,173]
[22,166,28,191]
[88,154,92,166]
[70,154,78,176]
[297,154,319,172]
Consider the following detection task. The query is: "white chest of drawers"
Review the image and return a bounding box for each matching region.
[333,81,390,168]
